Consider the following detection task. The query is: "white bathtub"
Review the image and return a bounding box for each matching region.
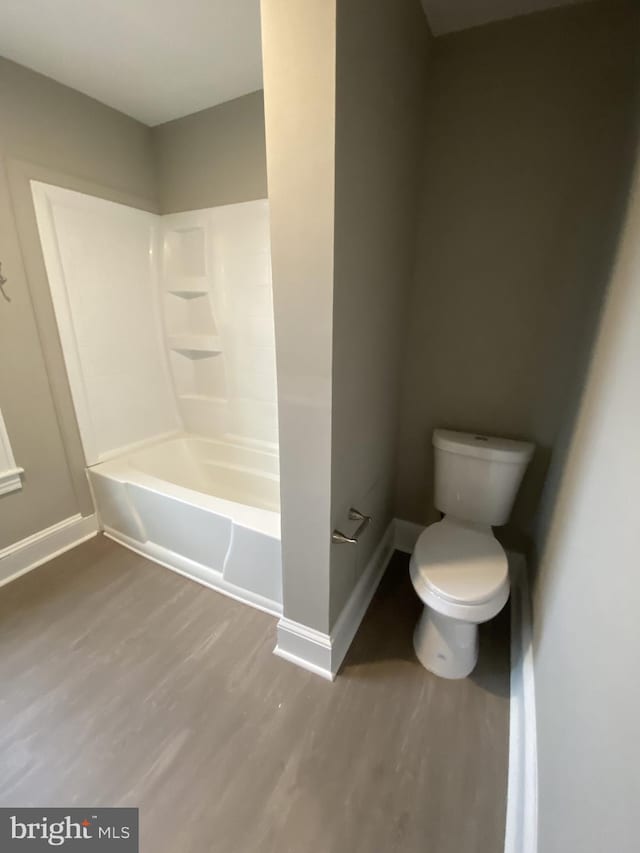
[88,435,282,615]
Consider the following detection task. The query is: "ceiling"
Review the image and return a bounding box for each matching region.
[421,0,587,36]
[0,0,263,126]
[0,0,589,126]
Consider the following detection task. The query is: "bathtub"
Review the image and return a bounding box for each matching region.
[88,435,282,615]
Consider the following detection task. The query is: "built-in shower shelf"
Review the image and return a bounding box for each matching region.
[178,393,221,403]
[168,335,222,357]
[165,275,209,298]
[166,285,209,299]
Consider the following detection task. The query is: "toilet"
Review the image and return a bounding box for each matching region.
[410,428,534,679]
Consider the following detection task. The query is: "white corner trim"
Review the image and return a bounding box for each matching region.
[0,513,99,588]
[394,518,426,554]
[274,619,334,681]
[0,408,24,496]
[504,552,538,853]
[0,467,24,497]
[274,519,402,680]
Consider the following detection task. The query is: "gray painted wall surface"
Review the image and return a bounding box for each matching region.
[0,57,157,550]
[262,0,430,632]
[395,2,639,539]
[261,0,337,633]
[329,0,430,624]
[153,91,267,214]
[532,144,640,853]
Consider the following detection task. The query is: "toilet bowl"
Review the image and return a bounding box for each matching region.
[410,517,510,678]
[410,428,534,679]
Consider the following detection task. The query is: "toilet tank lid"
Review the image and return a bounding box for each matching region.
[433,429,535,464]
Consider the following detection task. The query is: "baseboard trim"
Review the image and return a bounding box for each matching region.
[0,513,99,587]
[0,467,24,497]
[274,619,334,680]
[504,553,538,853]
[274,519,408,680]
[394,518,425,553]
[330,521,395,675]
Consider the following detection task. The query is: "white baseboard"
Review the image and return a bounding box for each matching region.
[0,513,99,587]
[0,466,24,497]
[394,518,426,553]
[330,521,395,674]
[274,619,334,680]
[103,527,282,618]
[505,553,538,853]
[274,518,405,680]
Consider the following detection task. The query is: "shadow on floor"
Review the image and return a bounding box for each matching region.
[341,551,510,699]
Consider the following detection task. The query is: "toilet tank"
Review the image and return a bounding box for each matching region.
[433,429,535,526]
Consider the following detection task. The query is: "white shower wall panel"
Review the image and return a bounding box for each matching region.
[162,200,278,447]
[33,185,278,464]
[32,183,180,464]
[212,201,278,445]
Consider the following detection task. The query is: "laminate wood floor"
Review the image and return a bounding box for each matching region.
[0,535,509,853]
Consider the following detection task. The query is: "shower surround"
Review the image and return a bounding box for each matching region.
[32,182,281,614]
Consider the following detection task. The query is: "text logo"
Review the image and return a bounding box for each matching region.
[0,809,138,851]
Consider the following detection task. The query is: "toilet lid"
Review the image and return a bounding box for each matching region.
[413,519,508,605]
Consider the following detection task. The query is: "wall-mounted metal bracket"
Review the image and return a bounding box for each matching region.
[332,507,372,544]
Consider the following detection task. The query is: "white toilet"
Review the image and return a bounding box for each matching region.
[410,428,534,679]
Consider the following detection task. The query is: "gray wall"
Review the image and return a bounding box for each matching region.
[395,1,639,538]
[0,57,157,550]
[329,0,430,624]
[261,0,430,632]
[153,91,267,214]
[261,0,337,633]
[532,142,640,853]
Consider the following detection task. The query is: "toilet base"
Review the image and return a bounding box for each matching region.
[413,606,479,679]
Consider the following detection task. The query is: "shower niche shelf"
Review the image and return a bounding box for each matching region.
[168,334,222,357]
[165,277,209,299]
[178,392,220,402]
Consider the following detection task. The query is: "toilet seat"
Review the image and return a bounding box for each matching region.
[410,517,509,622]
